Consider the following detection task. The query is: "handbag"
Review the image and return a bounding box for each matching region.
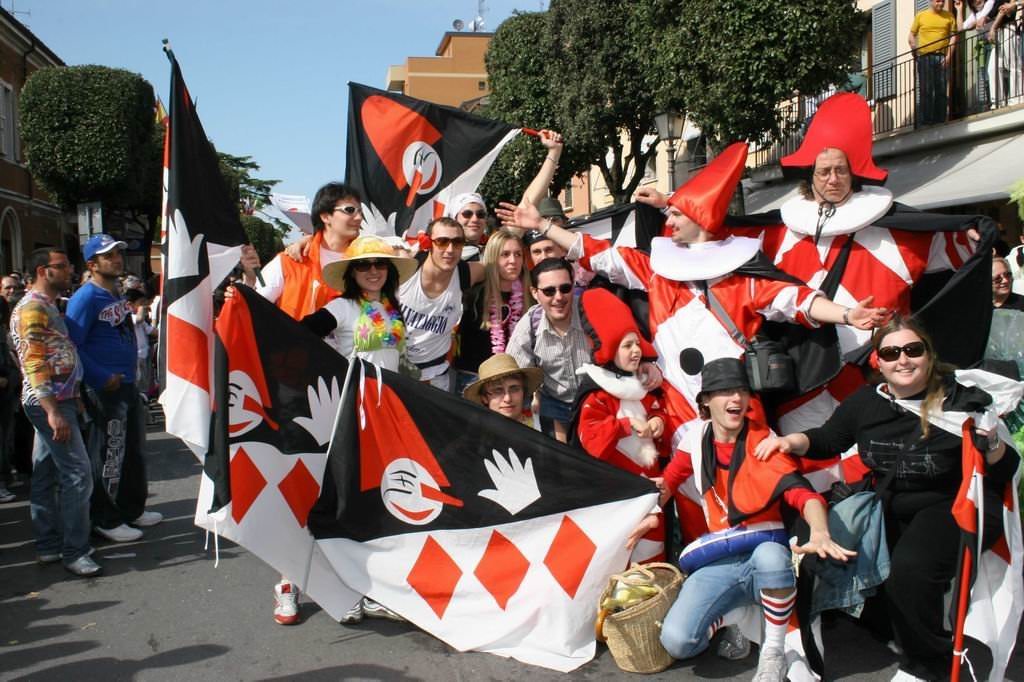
[705,287,796,393]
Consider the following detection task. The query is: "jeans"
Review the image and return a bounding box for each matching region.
[85,383,147,529]
[25,400,93,563]
[916,53,948,126]
[660,541,794,659]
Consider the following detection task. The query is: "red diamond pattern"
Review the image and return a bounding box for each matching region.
[407,536,463,619]
[543,515,596,599]
[473,531,530,610]
[230,446,267,524]
[277,459,321,528]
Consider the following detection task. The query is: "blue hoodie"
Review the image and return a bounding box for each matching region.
[66,282,137,391]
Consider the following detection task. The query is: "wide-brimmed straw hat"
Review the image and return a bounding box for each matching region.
[322,235,419,292]
[463,353,544,403]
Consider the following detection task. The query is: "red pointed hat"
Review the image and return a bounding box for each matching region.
[667,141,748,238]
[780,93,887,183]
[579,288,656,366]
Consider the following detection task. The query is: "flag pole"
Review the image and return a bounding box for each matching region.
[951,548,973,682]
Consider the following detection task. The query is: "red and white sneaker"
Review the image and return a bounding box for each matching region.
[273,581,299,625]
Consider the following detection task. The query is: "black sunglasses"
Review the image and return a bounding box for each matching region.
[333,205,362,216]
[537,283,573,297]
[460,209,487,220]
[351,259,389,273]
[432,236,466,249]
[877,341,926,362]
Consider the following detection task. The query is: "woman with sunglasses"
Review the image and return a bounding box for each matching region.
[302,235,418,371]
[754,316,1021,681]
[453,229,535,391]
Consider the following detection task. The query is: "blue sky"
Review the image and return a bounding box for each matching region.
[16,0,540,200]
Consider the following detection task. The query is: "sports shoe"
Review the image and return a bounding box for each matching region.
[362,597,405,622]
[94,523,143,543]
[715,624,751,660]
[752,647,787,682]
[339,600,364,625]
[65,554,102,577]
[132,511,163,527]
[274,581,299,625]
[0,485,15,503]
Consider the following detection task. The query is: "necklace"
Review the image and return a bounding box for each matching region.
[489,279,524,354]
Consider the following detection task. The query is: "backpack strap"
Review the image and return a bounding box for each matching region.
[457,260,471,291]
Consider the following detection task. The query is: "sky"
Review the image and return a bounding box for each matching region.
[13,0,542,202]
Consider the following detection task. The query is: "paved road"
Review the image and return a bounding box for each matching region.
[1,429,1022,681]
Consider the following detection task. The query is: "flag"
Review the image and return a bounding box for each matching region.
[269,193,313,234]
[158,51,249,456]
[567,201,665,252]
[345,83,519,236]
[303,317,659,670]
[193,286,360,619]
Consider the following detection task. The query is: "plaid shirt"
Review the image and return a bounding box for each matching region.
[506,303,590,403]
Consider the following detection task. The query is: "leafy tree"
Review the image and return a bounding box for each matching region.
[218,152,280,216]
[655,0,866,144]
[20,65,160,213]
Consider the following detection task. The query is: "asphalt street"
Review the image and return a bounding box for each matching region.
[1,427,1022,681]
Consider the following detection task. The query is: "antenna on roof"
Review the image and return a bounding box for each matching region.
[452,18,465,30]
[8,0,31,24]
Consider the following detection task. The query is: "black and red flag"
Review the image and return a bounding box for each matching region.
[202,286,659,671]
[344,83,519,236]
[158,47,249,455]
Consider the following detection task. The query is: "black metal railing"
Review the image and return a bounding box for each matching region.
[750,27,1024,170]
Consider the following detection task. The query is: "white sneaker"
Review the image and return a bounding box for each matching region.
[273,581,299,625]
[716,624,751,660]
[95,523,143,542]
[752,647,787,682]
[362,597,405,622]
[65,554,102,577]
[339,600,364,625]
[132,511,163,527]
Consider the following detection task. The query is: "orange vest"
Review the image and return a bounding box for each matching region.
[275,230,343,321]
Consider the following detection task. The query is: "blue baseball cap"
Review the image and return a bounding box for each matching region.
[83,234,127,261]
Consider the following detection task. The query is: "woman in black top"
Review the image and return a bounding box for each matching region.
[755,316,1019,681]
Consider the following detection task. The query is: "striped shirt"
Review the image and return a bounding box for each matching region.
[506,302,590,403]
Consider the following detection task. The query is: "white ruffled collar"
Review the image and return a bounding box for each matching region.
[649,235,761,282]
[780,186,893,238]
[578,364,648,400]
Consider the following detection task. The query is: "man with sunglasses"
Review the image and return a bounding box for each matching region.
[505,258,591,442]
[248,182,364,319]
[399,217,485,390]
[992,257,1024,311]
[446,193,489,262]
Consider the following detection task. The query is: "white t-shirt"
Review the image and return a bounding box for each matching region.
[320,297,400,372]
[256,245,345,304]
[398,268,464,380]
[133,312,152,360]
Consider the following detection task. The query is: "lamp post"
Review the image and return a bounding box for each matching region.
[654,110,687,192]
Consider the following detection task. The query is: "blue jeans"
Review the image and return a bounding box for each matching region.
[660,541,794,659]
[25,400,93,563]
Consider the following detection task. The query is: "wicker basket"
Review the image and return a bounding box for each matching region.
[595,562,684,674]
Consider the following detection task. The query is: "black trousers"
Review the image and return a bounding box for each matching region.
[84,384,148,529]
[883,490,1004,680]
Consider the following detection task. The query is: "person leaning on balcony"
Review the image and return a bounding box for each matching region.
[986,0,1022,104]
[909,0,958,126]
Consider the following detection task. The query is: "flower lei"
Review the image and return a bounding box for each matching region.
[354,296,405,353]
[489,279,524,354]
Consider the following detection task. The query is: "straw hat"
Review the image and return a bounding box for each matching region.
[322,235,419,292]
[463,353,544,403]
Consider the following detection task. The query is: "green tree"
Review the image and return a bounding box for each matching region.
[218,152,280,216]
[240,214,284,265]
[20,65,160,213]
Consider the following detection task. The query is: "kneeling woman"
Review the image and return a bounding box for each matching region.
[303,235,418,370]
[754,316,1021,681]
[629,358,852,681]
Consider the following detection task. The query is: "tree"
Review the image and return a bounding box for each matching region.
[241,214,284,265]
[655,0,866,144]
[217,152,280,216]
[20,65,160,213]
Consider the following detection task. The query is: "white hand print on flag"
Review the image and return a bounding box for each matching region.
[478,448,541,515]
[165,208,203,279]
[294,376,341,446]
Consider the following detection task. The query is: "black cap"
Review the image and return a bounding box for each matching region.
[522,229,551,247]
[699,357,749,396]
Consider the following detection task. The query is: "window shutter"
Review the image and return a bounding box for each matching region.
[872,0,897,100]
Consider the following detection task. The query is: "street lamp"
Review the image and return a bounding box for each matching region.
[654,110,687,192]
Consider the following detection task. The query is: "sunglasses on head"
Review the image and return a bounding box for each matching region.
[876,341,926,362]
[537,283,573,297]
[432,236,466,249]
[333,205,362,216]
[460,209,487,220]
[352,259,389,273]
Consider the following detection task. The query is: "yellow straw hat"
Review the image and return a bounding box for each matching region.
[322,235,419,292]
[463,353,544,403]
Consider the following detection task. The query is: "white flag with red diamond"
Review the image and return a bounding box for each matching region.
[307,353,659,671]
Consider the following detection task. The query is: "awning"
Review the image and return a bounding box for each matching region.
[742,131,1024,213]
